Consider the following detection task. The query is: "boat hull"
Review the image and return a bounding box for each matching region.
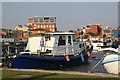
[102,54,120,74]
[12,54,89,69]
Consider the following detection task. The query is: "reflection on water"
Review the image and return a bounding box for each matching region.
[62,52,108,73]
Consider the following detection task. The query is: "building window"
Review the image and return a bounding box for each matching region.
[44,18,49,22]
[49,25,51,28]
[39,18,43,22]
[41,25,43,28]
[34,24,36,26]
[50,18,55,22]
[52,29,54,32]
[44,25,46,28]
[44,25,47,27]
[52,25,54,28]
[34,19,38,22]
[38,25,40,28]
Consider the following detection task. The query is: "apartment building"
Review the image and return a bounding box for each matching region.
[85,24,102,34]
[28,16,57,33]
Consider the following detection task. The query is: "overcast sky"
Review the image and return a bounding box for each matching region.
[1,2,119,31]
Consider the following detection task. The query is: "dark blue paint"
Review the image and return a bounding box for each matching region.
[12,54,89,69]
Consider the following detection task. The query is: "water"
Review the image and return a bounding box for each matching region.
[62,52,108,73]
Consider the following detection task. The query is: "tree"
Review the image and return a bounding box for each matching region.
[87,32,95,37]
[82,34,89,39]
[94,33,102,36]
[69,30,74,32]
[87,32,101,37]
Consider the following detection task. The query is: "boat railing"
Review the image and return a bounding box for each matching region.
[40,45,85,56]
[2,45,26,57]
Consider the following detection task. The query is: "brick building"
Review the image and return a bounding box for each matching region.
[85,24,102,34]
[28,16,57,33]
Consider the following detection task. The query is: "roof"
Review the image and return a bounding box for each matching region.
[31,16,56,19]
[31,28,46,31]
[0,32,7,35]
[30,32,75,37]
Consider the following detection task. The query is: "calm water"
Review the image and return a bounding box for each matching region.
[62,51,109,73]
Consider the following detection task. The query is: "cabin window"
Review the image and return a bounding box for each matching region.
[79,44,81,48]
[72,35,76,42]
[45,36,51,41]
[68,36,72,45]
[58,35,66,46]
[82,44,84,47]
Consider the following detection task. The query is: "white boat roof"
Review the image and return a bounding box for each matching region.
[30,32,75,36]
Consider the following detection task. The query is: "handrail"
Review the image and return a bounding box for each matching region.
[40,45,86,56]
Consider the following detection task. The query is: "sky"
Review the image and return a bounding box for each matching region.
[1,1,119,31]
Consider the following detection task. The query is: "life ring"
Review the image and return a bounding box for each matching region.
[66,55,70,61]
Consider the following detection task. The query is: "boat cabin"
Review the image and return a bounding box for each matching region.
[24,32,87,56]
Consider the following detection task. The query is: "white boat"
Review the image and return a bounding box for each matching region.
[98,47,118,52]
[91,40,104,52]
[102,53,120,74]
[91,40,118,52]
[11,32,93,69]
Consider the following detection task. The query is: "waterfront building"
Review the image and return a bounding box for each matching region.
[15,25,29,31]
[0,28,13,38]
[75,29,84,39]
[0,28,15,42]
[85,24,102,34]
[27,16,57,33]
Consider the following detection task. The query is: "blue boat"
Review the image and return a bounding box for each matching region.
[11,32,93,69]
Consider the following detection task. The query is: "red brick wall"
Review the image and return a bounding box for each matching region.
[85,24,102,34]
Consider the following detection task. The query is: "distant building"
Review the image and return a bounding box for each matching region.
[15,25,29,31]
[0,28,15,42]
[75,29,83,39]
[14,25,29,39]
[0,28,13,38]
[28,16,57,33]
[75,30,80,39]
[85,24,102,34]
